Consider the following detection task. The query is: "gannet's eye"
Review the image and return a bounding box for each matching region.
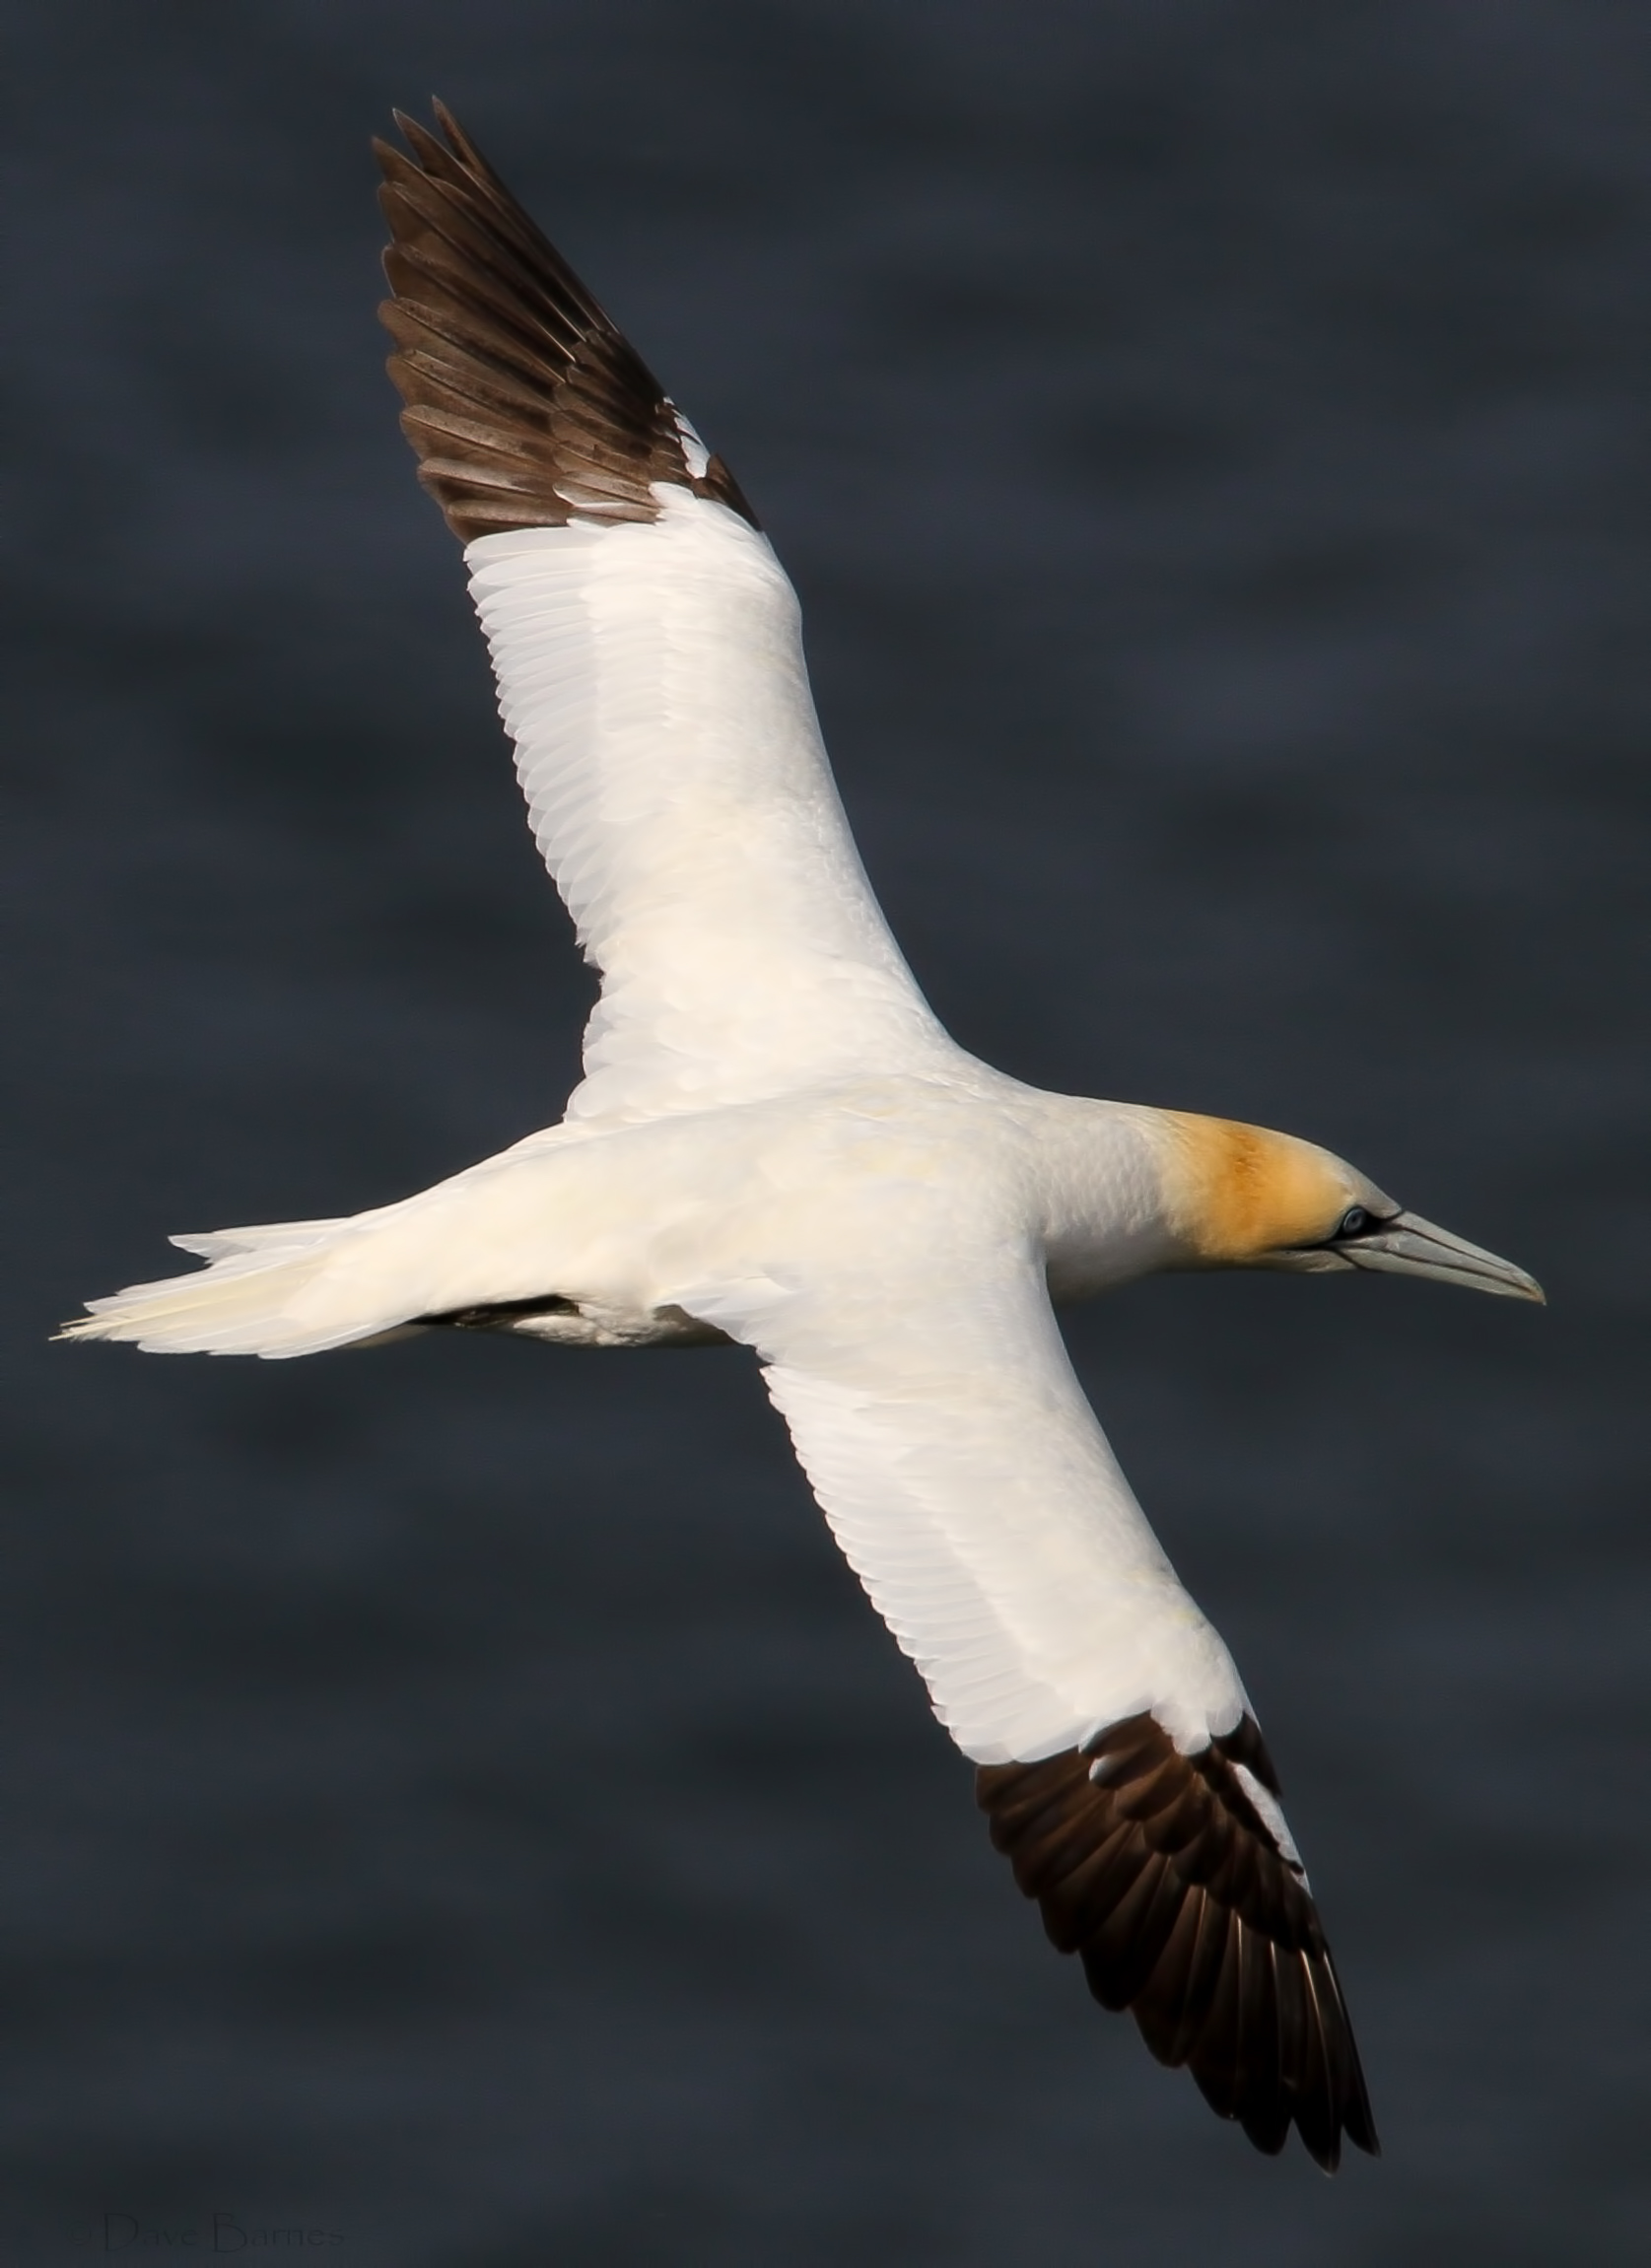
[1335,1205,1371,1240]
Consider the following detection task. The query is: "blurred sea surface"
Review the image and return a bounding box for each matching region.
[3,4,1648,2262]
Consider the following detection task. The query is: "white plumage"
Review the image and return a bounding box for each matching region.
[63,103,1544,2165]
[473,496,954,1127]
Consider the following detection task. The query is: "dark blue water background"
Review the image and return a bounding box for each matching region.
[5,4,1648,2260]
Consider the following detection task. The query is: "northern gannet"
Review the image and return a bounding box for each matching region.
[62,103,1544,2170]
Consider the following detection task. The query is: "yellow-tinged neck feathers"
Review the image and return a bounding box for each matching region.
[1157,1112,1358,1265]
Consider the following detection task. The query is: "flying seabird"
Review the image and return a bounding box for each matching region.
[62,103,1545,2170]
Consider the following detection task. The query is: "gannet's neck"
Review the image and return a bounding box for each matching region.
[1032,1097,1184,1298]
[1032,1096,1366,1298]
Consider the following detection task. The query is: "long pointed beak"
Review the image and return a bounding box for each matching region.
[1341,1210,1546,1302]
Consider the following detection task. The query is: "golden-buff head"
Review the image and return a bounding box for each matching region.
[1152,1111,1544,1299]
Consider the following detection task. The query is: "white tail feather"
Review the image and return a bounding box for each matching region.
[58,1226,393,1358]
[63,1127,609,1358]
[168,1215,352,1261]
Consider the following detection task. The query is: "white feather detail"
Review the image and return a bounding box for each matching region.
[1234,1761,1309,1880]
[679,1209,1250,1766]
[465,488,955,1128]
[670,405,711,478]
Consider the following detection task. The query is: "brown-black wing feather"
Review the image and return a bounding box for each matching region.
[376,102,757,542]
[977,1713,1378,2171]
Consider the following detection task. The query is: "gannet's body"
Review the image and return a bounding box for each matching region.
[63,107,1542,2170]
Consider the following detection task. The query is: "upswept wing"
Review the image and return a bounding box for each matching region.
[688,1232,1375,2168]
[377,106,952,1125]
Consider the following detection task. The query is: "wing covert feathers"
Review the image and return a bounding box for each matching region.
[977,1712,1378,2170]
[376,103,757,541]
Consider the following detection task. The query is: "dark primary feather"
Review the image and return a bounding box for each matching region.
[977,1712,1379,2170]
[376,102,757,543]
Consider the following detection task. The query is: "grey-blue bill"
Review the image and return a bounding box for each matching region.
[1269,1209,1545,1300]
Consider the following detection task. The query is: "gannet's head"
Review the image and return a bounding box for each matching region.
[1157,1112,1545,1301]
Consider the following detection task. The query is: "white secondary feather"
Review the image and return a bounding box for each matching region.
[468,486,956,1127]
[673,1150,1249,1765]
[761,1339,1246,1765]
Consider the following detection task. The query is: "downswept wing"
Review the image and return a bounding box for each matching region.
[687,1231,1375,2168]
[377,106,953,1126]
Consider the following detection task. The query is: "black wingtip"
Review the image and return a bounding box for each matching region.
[374,103,759,542]
[977,1715,1380,2171]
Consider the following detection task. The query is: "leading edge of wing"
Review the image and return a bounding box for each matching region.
[376,103,757,538]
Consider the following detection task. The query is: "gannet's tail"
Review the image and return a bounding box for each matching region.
[56,1215,401,1358]
[60,1127,627,1357]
